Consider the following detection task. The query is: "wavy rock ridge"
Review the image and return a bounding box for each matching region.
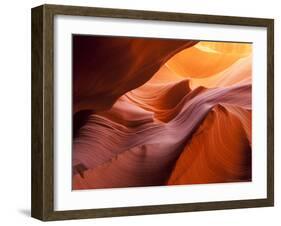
[72,36,252,190]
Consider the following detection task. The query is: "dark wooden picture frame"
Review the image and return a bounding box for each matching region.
[31,4,274,221]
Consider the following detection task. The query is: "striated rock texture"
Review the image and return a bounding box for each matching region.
[72,36,252,190]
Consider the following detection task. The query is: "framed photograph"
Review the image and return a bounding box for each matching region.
[31,4,274,221]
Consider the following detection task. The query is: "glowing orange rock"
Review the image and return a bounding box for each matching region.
[167,104,252,185]
[166,41,252,78]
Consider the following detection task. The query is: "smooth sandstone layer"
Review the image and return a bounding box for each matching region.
[72,39,252,190]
